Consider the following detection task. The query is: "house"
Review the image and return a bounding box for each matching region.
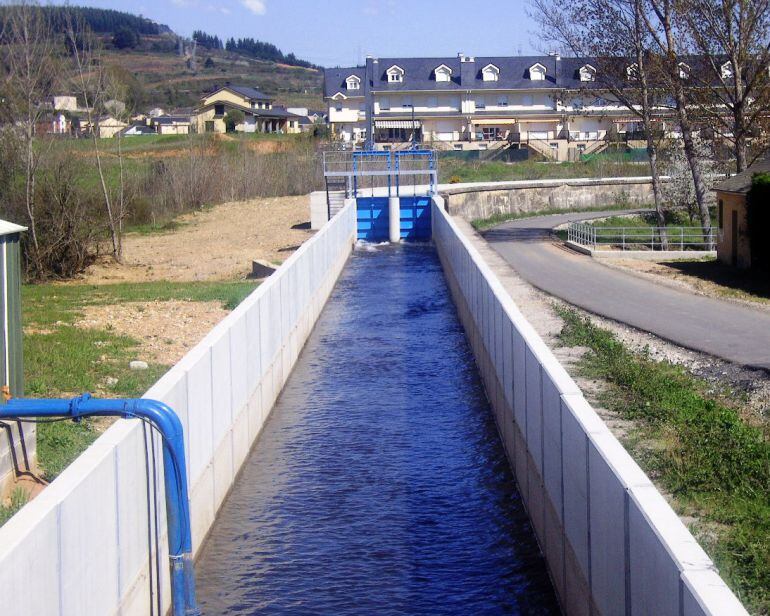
[80,115,128,139]
[193,85,302,134]
[324,53,677,160]
[121,123,156,136]
[713,157,770,268]
[52,95,79,112]
[151,115,192,135]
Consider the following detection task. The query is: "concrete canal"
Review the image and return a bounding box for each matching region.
[196,244,558,614]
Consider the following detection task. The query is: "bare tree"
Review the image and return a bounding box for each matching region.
[638,0,713,234]
[0,2,58,272]
[65,15,123,261]
[530,0,670,241]
[678,0,770,171]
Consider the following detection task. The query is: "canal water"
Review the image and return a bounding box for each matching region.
[196,244,558,615]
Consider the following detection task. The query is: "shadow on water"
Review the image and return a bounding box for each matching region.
[196,243,559,615]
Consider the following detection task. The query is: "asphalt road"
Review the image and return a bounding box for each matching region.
[483,210,770,370]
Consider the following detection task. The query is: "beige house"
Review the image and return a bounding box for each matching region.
[80,115,128,139]
[714,157,770,268]
[193,85,301,135]
[151,115,192,135]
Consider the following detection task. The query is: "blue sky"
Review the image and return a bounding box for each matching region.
[86,0,539,66]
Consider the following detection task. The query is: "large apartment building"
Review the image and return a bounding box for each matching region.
[324,54,657,161]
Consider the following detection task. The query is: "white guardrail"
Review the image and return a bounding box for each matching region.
[432,195,746,616]
[568,222,716,251]
[0,203,356,616]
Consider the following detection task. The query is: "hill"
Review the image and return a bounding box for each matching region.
[0,5,324,111]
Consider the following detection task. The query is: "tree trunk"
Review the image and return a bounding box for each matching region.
[675,91,712,234]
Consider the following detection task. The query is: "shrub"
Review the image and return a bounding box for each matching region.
[746,172,770,273]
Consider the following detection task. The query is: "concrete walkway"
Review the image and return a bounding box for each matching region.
[483,210,770,370]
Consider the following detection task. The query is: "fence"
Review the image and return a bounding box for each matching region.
[0,203,356,615]
[432,195,745,616]
[568,222,716,251]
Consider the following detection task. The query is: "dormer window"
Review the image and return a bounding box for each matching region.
[346,75,361,90]
[678,62,690,80]
[434,64,453,83]
[579,64,596,82]
[387,65,405,83]
[529,63,547,81]
[482,64,500,82]
[626,63,639,80]
[721,61,733,80]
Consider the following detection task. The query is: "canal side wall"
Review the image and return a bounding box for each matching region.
[0,203,356,616]
[441,176,665,222]
[431,196,746,616]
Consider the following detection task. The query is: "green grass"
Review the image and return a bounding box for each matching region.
[0,487,29,526]
[23,280,259,480]
[439,156,648,184]
[471,203,644,231]
[557,306,770,613]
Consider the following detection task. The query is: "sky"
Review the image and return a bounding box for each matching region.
[84,0,541,67]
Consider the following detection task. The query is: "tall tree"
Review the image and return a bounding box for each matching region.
[530,0,670,238]
[678,0,770,171]
[0,1,58,274]
[638,0,713,234]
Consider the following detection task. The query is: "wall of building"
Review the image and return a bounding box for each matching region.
[431,196,747,616]
[716,191,751,268]
[442,177,663,220]
[0,203,356,615]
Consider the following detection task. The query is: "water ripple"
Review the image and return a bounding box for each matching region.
[196,244,559,615]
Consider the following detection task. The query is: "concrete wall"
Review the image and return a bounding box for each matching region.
[0,202,357,615]
[431,196,746,616]
[442,177,667,221]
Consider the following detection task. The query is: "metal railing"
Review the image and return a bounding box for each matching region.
[322,149,437,197]
[567,223,716,251]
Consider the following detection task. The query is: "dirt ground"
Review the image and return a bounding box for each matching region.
[75,300,230,366]
[82,194,313,283]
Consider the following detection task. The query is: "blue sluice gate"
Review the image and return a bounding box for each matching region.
[356,197,432,242]
[196,245,558,614]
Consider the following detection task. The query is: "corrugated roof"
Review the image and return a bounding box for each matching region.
[715,157,770,194]
[0,220,27,236]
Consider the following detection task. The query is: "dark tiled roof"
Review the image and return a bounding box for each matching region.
[323,56,608,97]
[715,157,770,194]
[228,85,272,100]
[153,115,191,124]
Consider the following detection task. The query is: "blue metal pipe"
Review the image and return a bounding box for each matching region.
[0,394,201,616]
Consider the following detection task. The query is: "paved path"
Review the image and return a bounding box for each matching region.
[483,210,770,370]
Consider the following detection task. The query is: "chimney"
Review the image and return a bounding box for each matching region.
[460,54,476,87]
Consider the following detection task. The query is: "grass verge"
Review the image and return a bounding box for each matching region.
[23,280,259,481]
[0,487,29,526]
[556,306,770,613]
[471,203,645,232]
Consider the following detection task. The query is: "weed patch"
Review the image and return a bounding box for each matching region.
[557,306,770,612]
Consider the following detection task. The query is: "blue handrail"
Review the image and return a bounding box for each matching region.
[0,394,200,616]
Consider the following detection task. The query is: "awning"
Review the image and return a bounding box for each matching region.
[472,119,517,126]
[375,120,421,129]
[517,118,561,124]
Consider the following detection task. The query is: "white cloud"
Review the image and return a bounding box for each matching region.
[241,0,267,14]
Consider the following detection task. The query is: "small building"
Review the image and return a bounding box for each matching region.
[80,115,128,139]
[714,157,770,268]
[52,95,79,112]
[151,115,192,135]
[193,85,301,134]
[121,123,156,136]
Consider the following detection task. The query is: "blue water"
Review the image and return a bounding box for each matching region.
[196,244,559,615]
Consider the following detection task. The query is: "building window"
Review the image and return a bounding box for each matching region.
[497,95,508,106]
[475,98,486,110]
[522,95,534,106]
[346,75,361,90]
[335,105,342,112]
[721,62,733,80]
[379,98,390,111]
[434,65,452,82]
[529,63,546,80]
[427,96,438,107]
[579,65,596,82]
[678,63,690,79]
[402,96,413,108]
[214,104,224,116]
[482,64,499,82]
[386,65,405,82]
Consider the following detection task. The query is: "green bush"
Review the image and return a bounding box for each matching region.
[747,173,770,273]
